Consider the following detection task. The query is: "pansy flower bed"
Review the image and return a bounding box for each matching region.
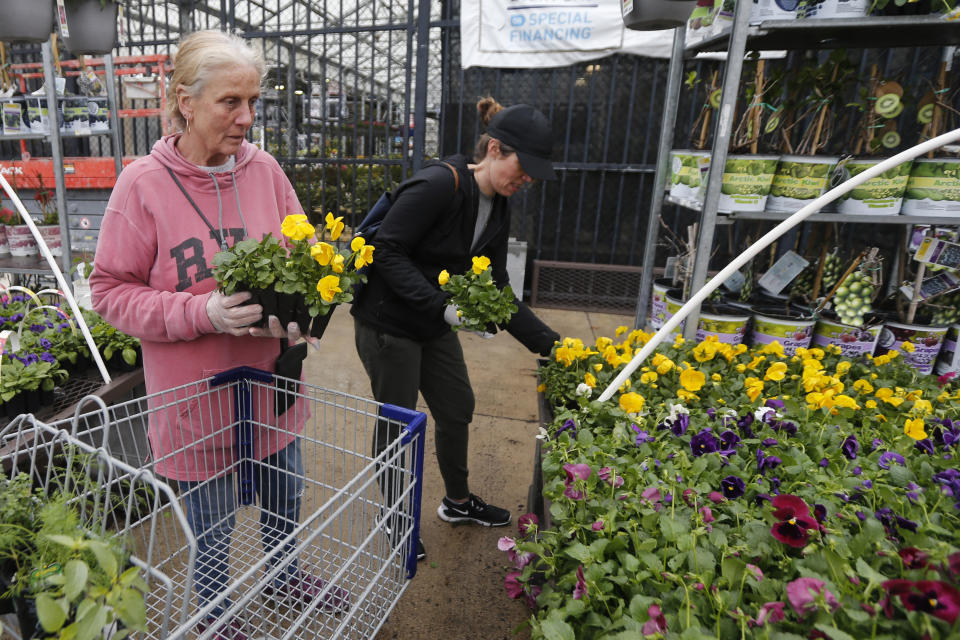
[503,329,960,639]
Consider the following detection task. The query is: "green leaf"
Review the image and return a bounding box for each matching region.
[659,515,689,541]
[117,587,147,629]
[814,624,855,640]
[564,542,592,563]
[64,559,90,601]
[87,540,118,580]
[45,533,81,549]
[74,602,109,640]
[540,610,576,640]
[35,593,67,633]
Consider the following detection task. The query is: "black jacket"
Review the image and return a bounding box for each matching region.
[350,154,559,356]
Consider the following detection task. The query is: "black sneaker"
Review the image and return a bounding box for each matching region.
[437,494,511,527]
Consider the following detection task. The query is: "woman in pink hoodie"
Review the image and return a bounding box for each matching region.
[90,30,345,640]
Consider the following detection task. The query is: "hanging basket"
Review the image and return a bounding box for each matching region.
[59,0,119,56]
[0,0,54,43]
[622,0,697,30]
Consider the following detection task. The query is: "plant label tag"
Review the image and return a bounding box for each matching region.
[899,271,960,302]
[2,103,23,134]
[664,256,679,281]
[722,270,745,292]
[56,0,69,38]
[914,237,960,270]
[758,250,809,295]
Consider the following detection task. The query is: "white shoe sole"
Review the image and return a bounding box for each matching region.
[436,504,510,526]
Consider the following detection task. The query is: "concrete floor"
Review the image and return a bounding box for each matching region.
[303,305,633,640]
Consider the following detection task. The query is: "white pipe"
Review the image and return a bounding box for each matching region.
[0,173,111,385]
[598,127,960,402]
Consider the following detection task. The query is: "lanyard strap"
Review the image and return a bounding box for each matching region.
[165,166,228,250]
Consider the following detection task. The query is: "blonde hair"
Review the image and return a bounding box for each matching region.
[166,30,265,131]
[473,96,510,162]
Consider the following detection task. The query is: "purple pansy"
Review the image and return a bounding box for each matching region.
[878,451,905,470]
[562,463,591,500]
[690,428,720,457]
[756,449,782,474]
[841,435,859,460]
[915,439,935,456]
[721,475,745,499]
[631,423,654,445]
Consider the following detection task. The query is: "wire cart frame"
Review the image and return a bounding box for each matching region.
[0,366,426,640]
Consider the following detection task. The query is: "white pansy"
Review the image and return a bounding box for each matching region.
[576,383,592,397]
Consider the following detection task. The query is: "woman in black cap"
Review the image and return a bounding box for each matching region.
[351,97,560,559]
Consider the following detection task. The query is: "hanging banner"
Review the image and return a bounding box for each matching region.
[462,0,677,69]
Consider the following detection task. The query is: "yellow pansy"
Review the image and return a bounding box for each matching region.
[331,254,345,274]
[310,242,335,266]
[904,417,928,441]
[912,398,933,415]
[596,336,613,351]
[835,361,851,376]
[693,341,718,362]
[875,387,893,400]
[438,270,450,286]
[536,383,546,393]
[280,214,315,241]
[746,355,767,371]
[802,358,824,372]
[472,255,491,274]
[604,345,622,367]
[593,363,603,372]
[584,373,597,388]
[619,392,645,414]
[640,371,658,384]
[711,373,722,382]
[677,389,699,402]
[317,275,342,302]
[735,364,746,373]
[900,341,916,353]
[875,414,887,422]
[615,325,628,337]
[673,336,686,347]
[865,399,877,409]
[764,362,788,382]
[555,346,576,367]
[833,395,860,410]
[656,358,675,375]
[679,368,705,391]
[852,379,874,394]
[355,245,375,269]
[744,377,764,403]
[325,212,345,240]
[760,342,786,359]
[350,236,366,252]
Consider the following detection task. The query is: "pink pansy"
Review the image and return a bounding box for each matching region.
[708,491,725,503]
[504,571,524,599]
[752,601,786,626]
[746,563,763,581]
[641,604,667,635]
[786,577,840,617]
[598,466,625,487]
[498,537,516,552]
[592,520,604,531]
[563,463,592,500]
[641,486,662,503]
[518,513,539,537]
[573,565,587,600]
[699,506,715,523]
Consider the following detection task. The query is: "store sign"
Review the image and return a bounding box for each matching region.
[462,0,675,68]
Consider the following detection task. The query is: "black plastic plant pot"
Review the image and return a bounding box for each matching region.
[108,349,141,373]
[276,292,312,334]
[0,564,39,639]
[242,287,279,329]
[751,303,806,321]
[60,0,120,55]
[4,392,27,419]
[310,305,338,340]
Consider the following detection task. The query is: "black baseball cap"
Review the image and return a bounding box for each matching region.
[486,104,556,180]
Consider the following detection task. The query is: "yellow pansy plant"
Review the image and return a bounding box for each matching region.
[325,212,345,240]
[619,391,645,414]
[440,256,517,333]
[904,417,927,440]
[280,213,315,241]
[680,367,706,392]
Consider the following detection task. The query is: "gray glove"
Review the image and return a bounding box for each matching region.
[206,291,261,335]
[443,304,463,327]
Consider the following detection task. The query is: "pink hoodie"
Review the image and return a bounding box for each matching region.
[91,134,306,481]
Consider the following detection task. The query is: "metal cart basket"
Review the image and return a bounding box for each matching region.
[0,366,426,640]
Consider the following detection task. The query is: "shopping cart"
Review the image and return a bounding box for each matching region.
[0,366,426,640]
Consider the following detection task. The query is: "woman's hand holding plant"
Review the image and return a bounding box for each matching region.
[438,256,517,334]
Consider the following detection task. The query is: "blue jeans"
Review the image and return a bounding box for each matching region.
[177,438,304,618]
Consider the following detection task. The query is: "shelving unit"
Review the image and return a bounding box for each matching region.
[2,36,123,282]
[635,12,960,339]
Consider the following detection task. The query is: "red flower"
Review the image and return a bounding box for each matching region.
[898,547,929,570]
[770,494,819,548]
[881,579,960,624]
